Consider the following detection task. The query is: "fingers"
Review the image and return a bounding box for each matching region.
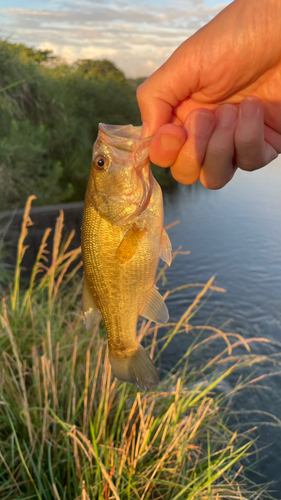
[199,98,279,189]
[149,124,186,168]
[149,97,280,190]
[264,124,281,154]
[170,97,280,189]
[235,97,278,171]
[170,109,215,184]
[200,104,238,189]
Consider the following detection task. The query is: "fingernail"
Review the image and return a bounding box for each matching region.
[217,104,238,127]
[160,133,183,149]
[141,122,150,138]
[189,111,213,136]
[241,98,259,119]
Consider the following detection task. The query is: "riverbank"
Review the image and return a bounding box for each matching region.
[0,196,279,499]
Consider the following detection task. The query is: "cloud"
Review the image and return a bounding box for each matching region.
[0,0,229,77]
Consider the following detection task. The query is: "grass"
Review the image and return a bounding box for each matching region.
[0,195,280,499]
[0,212,14,296]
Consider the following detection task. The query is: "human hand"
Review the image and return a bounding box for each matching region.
[137,0,281,188]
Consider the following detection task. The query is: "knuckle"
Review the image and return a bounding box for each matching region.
[235,135,262,171]
[236,153,261,171]
[171,166,199,185]
[136,83,148,105]
[150,152,169,168]
[175,156,201,178]
[206,144,235,168]
[236,145,278,171]
[178,146,202,167]
[207,134,235,159]
[208,144,230,159]
[237,162,256,172]
[235,135,256,151]
[200,175,226,190]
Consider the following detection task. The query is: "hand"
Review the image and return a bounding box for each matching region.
[137,0,281,188]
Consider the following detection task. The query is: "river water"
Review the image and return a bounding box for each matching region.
[160,157,281,496]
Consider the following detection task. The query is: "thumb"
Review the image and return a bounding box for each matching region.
[137,0,249,139]
[137,75,174,139]
[137,43,197,138]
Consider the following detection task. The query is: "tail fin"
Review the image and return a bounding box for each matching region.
[109,344,159,391]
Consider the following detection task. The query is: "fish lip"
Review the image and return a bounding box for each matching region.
[98,123,152,147]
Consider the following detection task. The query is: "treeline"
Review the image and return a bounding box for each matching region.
[0,40,174,211]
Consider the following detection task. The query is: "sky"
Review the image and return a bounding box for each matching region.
[0,0,232,78]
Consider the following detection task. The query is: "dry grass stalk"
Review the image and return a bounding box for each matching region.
[0,198,280,499]
[11,194,36,312]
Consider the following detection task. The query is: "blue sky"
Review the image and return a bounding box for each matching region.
[0,0,232,77]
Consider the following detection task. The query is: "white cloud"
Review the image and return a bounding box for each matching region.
[0,0,229,77]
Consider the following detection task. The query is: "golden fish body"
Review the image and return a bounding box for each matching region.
[81,124,172,390]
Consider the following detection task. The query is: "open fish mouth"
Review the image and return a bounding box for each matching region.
[91,122,152,225]
[98,123,152,152]
[99,123,142,139]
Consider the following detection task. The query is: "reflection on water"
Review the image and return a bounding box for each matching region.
[161,157,281,496]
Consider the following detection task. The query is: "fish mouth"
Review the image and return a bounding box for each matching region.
[98,123,152,152]
[99,123,143,140]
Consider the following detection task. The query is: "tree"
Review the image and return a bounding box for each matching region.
[73,59,125,81]
[3,41,55,64]
[0,40,156,210]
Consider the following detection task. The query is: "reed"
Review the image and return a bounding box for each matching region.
[0,215,13,295]
[0,196,280,499]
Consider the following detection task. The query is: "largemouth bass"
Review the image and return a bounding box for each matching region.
[81,124,172,390]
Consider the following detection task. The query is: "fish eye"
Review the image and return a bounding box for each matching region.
[93,154,108,171]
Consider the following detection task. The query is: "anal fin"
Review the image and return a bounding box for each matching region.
[82,278,102,331]
[140,286,169,325]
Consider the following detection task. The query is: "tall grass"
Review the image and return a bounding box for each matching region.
[0,196,280,499]
[0,213,14,295]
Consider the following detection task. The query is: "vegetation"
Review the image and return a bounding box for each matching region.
[0,40,175,211]
[0,196,280,499]
[0,217,12,295]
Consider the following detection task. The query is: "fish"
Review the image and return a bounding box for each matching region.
[81,123,172,390]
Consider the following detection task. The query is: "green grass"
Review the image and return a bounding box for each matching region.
[0,214,13,296]
[0,196,280,499]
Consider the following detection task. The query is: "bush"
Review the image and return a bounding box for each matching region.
[0,40,146,210]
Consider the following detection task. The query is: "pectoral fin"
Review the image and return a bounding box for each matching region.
[82,278,102,331]
[140,286,169,325]
[159,228,172,266]
[116,223,147,264]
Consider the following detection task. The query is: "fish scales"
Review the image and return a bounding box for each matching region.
[83,179,162,348]
[82,124,172,390]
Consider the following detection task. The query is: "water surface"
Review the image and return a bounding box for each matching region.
[161,157,281,496]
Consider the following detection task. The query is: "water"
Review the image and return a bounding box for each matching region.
[160,157,281,496]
